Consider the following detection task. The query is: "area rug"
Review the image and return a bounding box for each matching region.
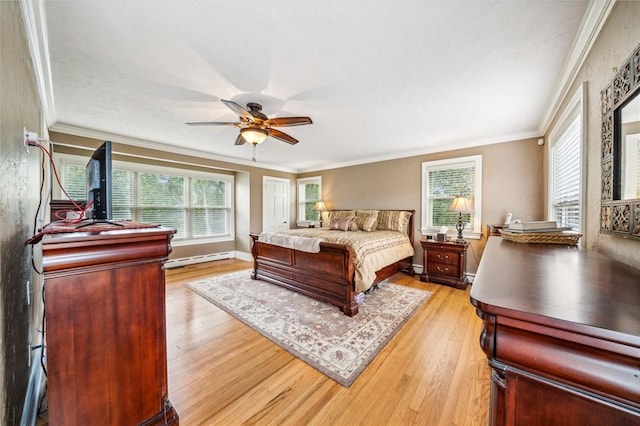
[185,271,431,386]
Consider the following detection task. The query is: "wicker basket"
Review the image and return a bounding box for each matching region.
[499,229,582,245]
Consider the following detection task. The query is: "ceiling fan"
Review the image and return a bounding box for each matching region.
[186,100,313,149]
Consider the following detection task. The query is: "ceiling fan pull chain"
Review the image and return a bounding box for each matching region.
[252,144,257,162]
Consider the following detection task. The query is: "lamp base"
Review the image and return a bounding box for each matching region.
[455,213,465,244]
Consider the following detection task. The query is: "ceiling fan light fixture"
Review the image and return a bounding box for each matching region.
[241,127,268,145]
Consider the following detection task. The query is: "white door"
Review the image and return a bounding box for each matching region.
[263,177,290,232]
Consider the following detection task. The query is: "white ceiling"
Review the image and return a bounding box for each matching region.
[31,0,608,172]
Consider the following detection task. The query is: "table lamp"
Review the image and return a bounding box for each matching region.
[450,196,471,243]
[314,200,328,227]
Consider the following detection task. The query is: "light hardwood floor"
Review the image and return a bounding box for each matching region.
[164,259,491,425]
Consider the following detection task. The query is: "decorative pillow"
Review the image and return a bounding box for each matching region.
[356,209,379,218]
[352,216,378,232]
[377,210,412,233]
[353,209,379,232]
[329,217,352,231]
[327,210,355,224]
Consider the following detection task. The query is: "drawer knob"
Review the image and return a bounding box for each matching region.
[436,254,449,260]
[436,266,449,272]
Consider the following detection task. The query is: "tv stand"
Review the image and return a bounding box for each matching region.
[43,226,178,425]
[74,218,124,228]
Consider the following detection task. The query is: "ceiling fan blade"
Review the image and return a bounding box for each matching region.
[221,99,253,121]
[186,121,239,126]
[264,117,313,127]
[268,129,299,145]
[234,134,246,145]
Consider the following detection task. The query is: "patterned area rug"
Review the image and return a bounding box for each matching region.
[186,271,431,386]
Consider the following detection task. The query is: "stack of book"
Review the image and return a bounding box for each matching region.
[507,221,572,233]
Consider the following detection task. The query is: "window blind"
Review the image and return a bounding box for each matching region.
[61,163,87,200]
[427,163,475,229]
[551,114,581,230]
[112,169,134,220]
[297,178,320,222]
[59,161,233,241]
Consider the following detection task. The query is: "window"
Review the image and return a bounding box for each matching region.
[549,85,584,233]
[56,154,234,243]
[421,155,482,237]
[297,176,321,225]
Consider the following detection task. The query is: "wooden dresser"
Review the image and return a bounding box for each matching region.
[471,237,640,425]
[42,226,179,425]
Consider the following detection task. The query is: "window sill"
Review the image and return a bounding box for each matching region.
[420,230,481,240]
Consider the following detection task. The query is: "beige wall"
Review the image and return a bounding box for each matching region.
[300,137,544,273]
[544,1,640,268]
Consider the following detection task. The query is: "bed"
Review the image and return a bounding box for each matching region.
[250,209,415,316]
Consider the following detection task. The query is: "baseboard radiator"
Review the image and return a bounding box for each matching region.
[20,346,45,426]
[164,251,234,269]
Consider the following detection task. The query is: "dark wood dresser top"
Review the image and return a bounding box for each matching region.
[470,237,640,347]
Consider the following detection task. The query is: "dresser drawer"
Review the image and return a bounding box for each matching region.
[427,262,459,277]
[427,251,458,265]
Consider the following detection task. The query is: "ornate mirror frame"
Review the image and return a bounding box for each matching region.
[600,41,640,240]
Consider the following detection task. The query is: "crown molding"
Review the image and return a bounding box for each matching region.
[539,0,616,134]
[20,0,56,130]
[49,123,299,174]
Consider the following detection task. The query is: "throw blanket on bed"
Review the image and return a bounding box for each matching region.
[258,232,324,253]
[266,228,414,292]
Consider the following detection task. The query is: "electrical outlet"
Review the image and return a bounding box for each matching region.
[23,127,30,154]
[23,127,38,153]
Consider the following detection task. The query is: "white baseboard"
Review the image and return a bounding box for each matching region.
[165,251,233,269]
[234,251,253,262]
[164,250,254,269]
[21,346,45,426]
[411,264,476,283]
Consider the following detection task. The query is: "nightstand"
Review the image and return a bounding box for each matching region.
[420,240,468,289]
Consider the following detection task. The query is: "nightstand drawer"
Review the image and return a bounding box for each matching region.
[427,262,458,277]
[427,251,458,265]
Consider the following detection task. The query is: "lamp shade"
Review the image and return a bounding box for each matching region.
[314,200,328,212]
[240,127,268,145]
[449,196,472,213]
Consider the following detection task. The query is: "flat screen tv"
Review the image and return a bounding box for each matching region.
[85,141,113,222]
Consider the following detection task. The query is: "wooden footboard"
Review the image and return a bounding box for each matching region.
[250,234,413,316]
